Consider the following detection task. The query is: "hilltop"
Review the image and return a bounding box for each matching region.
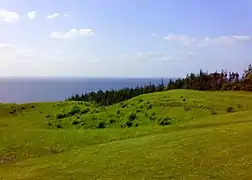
[0,90,252,179]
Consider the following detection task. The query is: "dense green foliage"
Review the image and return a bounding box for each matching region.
[67,65,252,105]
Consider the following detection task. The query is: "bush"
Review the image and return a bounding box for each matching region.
[56,113,67,119]
[226,106,235,113]
[211,111,217,115]
[182,98,186,102]
[9,108,17,114]
[96,121,106,128]
[128,113,137,121]
[68,106,81,116]
[92,109,99,113]
[135,121,139,127]
[158,117,172,126]
[116,110,120,114]
[150,115,156,121]
[72,120,81,125]
[109,119,116,124]
[136,109,141,113]
[56,124,62,128]
[125,121,133,127]
[81,108,90,114]
[147,104,153,109]
[138,99,143,102]
[120,123,126,128]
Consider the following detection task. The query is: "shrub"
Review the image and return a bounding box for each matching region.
[211,111,217,115]
[116,110,120,114]
[68,106,81,116]
[151,112,156,116]
[136,109,141,113]
[150,115,156,121]
[125,121,133,127]
[121,123,126,128]
[147,104,153,109]
[9,109,17,114]
[128,113,137,121]
[72,120,81,125]
[81,108,90,114]
[56,124,62,128]
[48,122,52,126]
[56,113,67,119]
[92,109,99,114]
[139,105,144,109]
[138,99,143,102]
[182,98,186,102]
[135,121,139,127]
[109,119,116,124]
[158,117,172,126]
[226,106,235,113]
[96,121,106,129]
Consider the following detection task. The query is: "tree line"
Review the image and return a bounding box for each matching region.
[66,64,252,106]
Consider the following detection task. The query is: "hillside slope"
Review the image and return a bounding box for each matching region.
[1,90,252,179]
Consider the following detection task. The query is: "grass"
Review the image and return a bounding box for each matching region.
[0,90,252,179]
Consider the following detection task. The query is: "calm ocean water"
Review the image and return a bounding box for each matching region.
[0,77,170,103]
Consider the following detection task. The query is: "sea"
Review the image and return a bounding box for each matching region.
[0,77,171,103]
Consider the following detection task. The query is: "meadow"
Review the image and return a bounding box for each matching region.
[1,90,252,179]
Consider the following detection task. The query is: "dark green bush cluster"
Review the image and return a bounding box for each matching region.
[56,113,67,119]
[68,106,81,116]
[81,108,90,114]
[56,106,87,119]
[121,113,138,128]
[128,113,137,121]
[147,104,153,109]
[157,117,173,126]
[96,121,106,129]
[226,106,236,113]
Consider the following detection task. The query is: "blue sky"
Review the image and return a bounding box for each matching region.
[0,0,252,77]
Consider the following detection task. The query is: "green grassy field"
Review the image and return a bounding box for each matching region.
[1,90,252,179]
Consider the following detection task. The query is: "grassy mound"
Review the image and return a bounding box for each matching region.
[0,90,252,179]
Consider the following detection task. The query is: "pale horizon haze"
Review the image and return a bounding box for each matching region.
[0,0,252,77]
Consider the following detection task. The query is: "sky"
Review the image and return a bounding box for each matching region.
[0,0,252,77]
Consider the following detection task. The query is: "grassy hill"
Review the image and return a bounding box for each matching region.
[1,90,252,179]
